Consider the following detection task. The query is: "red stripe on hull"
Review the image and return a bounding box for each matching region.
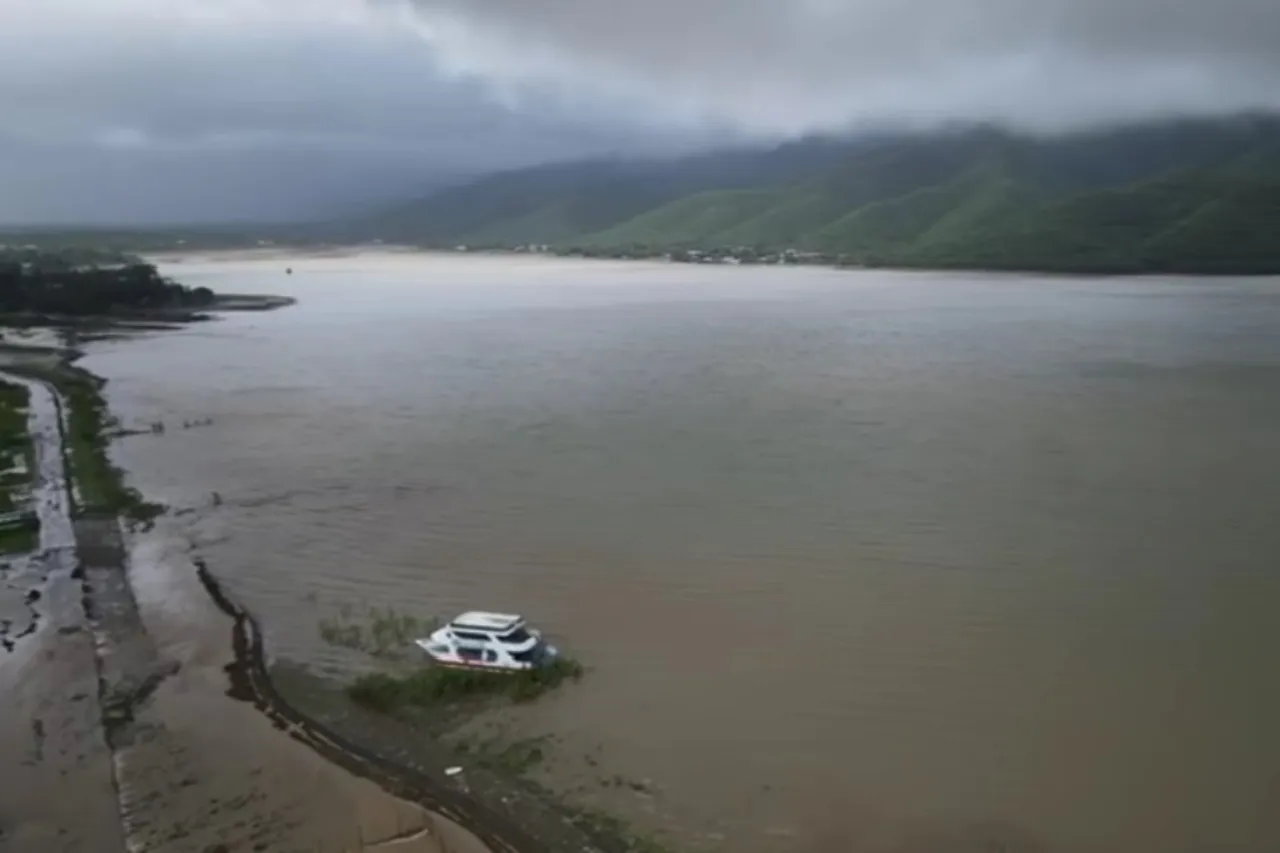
[430,660,525,674]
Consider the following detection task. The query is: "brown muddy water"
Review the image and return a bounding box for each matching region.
[0,356,483,853]
[83,253,1280,853]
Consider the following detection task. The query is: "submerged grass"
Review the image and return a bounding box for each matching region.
[347,657,585,714]
[318,604,439,660]
[454,733,553,776]
[566,806,677,853]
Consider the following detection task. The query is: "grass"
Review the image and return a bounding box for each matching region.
[7,364,165,527]
[318,604,440,660]
[347,656,584,714]
[565,806,676,853]
[0,381,31,469]
[0,380,30,427]
[0,379,37,553]
[447,730,678,853]
[0,520,38,554]
[453,732,553,775]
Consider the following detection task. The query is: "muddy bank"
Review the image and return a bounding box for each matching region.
[0,292,295,330]
[0,554,124,853]
[210,293,298,312]
[0,351,499,853]
[54,332,677,851]
[195,556,552,853]
[0,369,122,852]
[83,518,481,853]
[1,328,681,853]
[196,544,671,853]
[0,370,78,654]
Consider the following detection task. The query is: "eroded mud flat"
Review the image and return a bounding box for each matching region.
[68,253,1280,852]
[0,368,115,852]
[0,352,495,853]
[104,531,481,853]
[0,561,122,852]
[2,546,468,853]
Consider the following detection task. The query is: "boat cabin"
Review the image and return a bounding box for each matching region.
[415,611,557,671]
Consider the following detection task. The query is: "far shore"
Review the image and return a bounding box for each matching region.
[144,242,1280,279]
[145,244,429,264]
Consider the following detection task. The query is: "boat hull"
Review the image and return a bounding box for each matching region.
[430,660,524,674]
[414,638,560,673]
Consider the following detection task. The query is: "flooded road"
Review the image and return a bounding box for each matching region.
[0,359,494,853]
[86,252,1280,852]
[0,369,120,852]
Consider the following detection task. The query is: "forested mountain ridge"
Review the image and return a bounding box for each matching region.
[340,116,1280,274]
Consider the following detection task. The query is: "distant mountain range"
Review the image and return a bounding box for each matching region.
[331,115,1280,274]
[5,116,1279,275]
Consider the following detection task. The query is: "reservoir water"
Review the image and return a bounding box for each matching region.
[86,253,1280,853]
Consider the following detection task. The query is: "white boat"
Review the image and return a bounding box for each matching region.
[414,611,559,672]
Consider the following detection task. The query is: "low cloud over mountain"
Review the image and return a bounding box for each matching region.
[3,0,1278,223]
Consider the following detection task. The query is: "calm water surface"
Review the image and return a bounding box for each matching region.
[87,254,1280,853]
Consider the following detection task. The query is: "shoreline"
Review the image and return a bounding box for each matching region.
[145,242,1280,278]
[1,349,514,852]
[1,334,663,853]
[193,554,542,853]
[0,293,296,331]
[0,360,129,851]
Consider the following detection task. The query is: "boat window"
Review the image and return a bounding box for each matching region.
[501,627,531,644]
[452,630,491,641]
[511,646,541,664]
[457,646,485,660]
[484,649,498,662]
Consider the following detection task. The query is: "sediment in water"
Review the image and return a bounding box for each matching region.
[2,339,660,853]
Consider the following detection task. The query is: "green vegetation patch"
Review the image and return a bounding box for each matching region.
[347,657,584,714]
[453,732,553,776]
[318,604,440,660]
[336,117,1280,275]
[6,364,164,526]
[0,522,38,555]
[0,380,32,510]
[0,379,37,553]
[0,380,31,424]
[0,250,214,317]
[566,806,677,853]
[60,371,164,524]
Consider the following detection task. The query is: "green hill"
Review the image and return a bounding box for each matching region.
[907,168,1280,273]
[342,115,1280,274]
[582,189,778,248]
[353,139,854,247]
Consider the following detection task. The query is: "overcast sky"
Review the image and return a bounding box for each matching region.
[3,0,1279,224]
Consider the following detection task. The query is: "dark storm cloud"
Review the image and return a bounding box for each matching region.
[3,0,1279,223]
[404,0,1280,132]
[0,0,718,223]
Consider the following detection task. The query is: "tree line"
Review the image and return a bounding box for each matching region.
[0,248,214,316]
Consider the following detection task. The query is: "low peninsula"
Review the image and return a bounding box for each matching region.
[0,245,293,326]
